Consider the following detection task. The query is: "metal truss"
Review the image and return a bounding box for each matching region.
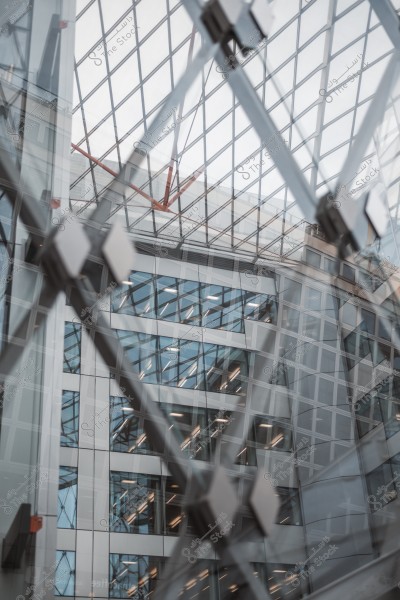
[2,0,400,598]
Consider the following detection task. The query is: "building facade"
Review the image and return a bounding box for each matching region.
[56,227,400,599]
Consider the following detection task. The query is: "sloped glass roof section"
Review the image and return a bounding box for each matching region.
[70,0,400,269]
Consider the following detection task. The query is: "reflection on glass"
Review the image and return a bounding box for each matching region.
[110,473,188,537]
[249,415,292,457]
[63,321,81,373]
[115,330,249,395]
[111,271,278,331]
[58,467,77,529]
[244,290,277,324]
[276,487,302,525]
[60,390,79,447]
[202,344,248,395]
[356,383,385,438]
[110,472,161,535]
[159,337,203,389]
[112,271,156,318]
[160,403,209,461]
[110,396,154,454]
[109,554,164,599]
[366,461,398,513]
[55,550,75,596]
[201,283,243,332]
[116,330,158,384]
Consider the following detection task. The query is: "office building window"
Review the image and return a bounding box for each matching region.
[202,344,248,395]
[63,321,81,374]
[243,290,277,324]
[112,271,156,318]
[60,390,79,447]
[109,554,164,599]
[156,275,201,324]
[111,271,277,332]
[276,488,302,525]
[116,330,159,384]
[383,397,400,439]
[58,466,77,529]
[200,283,243,332]
[110,396,154,455]
[109,472,188,537]
[366,461,398,512]
[356,386,384,439]
[115,330,249,395]
[159,337,203,389]
[160,403,209,461]
[110,472,161,535]
[55,550,75,596]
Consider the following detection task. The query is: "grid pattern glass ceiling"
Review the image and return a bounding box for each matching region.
[70,0,400,263]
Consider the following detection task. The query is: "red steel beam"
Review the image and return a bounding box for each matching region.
[168,166,204,207]
[71,143,169,212]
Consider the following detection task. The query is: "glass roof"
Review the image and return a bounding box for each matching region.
[70,0,400,266]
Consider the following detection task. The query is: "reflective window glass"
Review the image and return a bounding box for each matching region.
[60,391,79,447]
[276,487,302,526]
[63,321,81,374]
[283,278,302,305]
[200,284,243,332]
[159,337,203,389]
[250,415,292,454]
[112,271,156,318]
[156,275,201,324]
[382,398,400,440]
[55,550,75,596]
[366,461,397,513]
[58,467,77,529]
[243,290,278,324]
[110,472,162,535]
[202,344,248,395]
[160,403,209,461]
[109,554,164,598]
[116,330,158,384]
[110,395,155,454]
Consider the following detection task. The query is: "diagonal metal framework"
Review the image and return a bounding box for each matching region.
[70,0,400,261]
[2,0,400,598]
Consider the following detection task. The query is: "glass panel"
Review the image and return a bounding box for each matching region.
[116,330,159,384]
[156,275,180,321]
[60,391,79,447]
[112,271,156,318]
[160,403,209,461]
[200,284,243,332]
[382,397,400,439]
[159,337,203,389]
[110,471,190,538]
[110,472,161,535]
[202,344,248,395]
[109,554,164,599]
[366,461,397,513]
[110,395,155,454]
[55,550,75,596]
[58,467,78,529]
[243,290,278,324]
[251,415,293,456]
[63,321,81,374]
[276,487,302,526]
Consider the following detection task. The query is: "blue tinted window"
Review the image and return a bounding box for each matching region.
[55,550,75,596]
[58,467,77,529]
[63,322,81,374]
[61,390,79,447]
